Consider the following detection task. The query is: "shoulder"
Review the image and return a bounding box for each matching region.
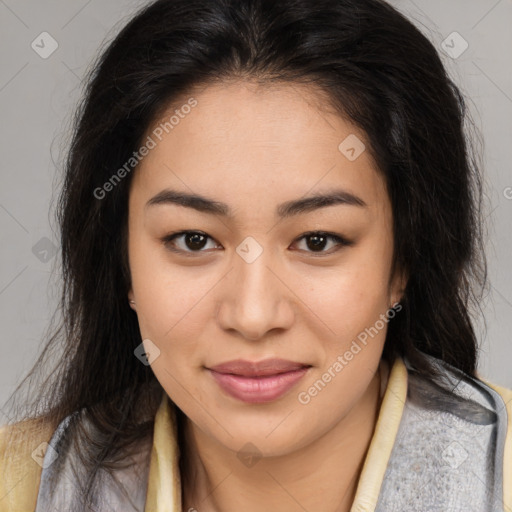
[0,416,56,512]
[381,355,512,511]
[477,375,512,510]
[476,374,512,413]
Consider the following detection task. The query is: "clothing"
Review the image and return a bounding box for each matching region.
[1,354,511,511]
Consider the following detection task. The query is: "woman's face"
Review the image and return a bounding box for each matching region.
[127,81,404,456]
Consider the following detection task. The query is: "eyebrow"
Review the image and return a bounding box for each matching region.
[145,188,367,218]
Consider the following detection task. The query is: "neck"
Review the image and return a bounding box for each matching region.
[181,365,385,512]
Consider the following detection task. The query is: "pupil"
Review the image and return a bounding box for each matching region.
[186,233,206,250]
[307,234,326,251]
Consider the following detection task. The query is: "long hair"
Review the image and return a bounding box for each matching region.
[4,0,487,506]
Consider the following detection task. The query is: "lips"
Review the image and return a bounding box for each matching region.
[207,358,311,403]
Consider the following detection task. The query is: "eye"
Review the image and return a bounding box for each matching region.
[161,231,220,254]
[160,230,353,256]
[291,231,353,255]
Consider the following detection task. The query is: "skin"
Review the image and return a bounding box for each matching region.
[127,80,406,512]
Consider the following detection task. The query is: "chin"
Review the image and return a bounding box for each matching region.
[205,415,317,459]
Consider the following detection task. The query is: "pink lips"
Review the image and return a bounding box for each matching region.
[207,358,311,403]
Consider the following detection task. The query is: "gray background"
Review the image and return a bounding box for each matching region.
[1,0,511,417]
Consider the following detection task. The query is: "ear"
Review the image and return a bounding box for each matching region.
[389,267,408,307]
[128,288,136,310]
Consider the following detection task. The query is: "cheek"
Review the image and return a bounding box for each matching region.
[135,271,214,349]
[128,226,212,336]
[128,250,214,399]
[130,257,213,403]
[305,253,393,346]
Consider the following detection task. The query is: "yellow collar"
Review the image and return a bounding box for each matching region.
[144,357,409,512]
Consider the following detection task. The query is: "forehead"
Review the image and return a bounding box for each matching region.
[131,81,389,217]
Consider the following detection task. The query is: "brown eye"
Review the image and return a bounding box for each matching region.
[183,232,208,250]
[305,233,329,251]
[162,231,219,254]
[293,232,352,255]
[161,230,352,257]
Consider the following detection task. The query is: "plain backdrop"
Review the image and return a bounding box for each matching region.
[1,0,511,419]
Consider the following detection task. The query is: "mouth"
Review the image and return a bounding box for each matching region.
[206,358,311,403]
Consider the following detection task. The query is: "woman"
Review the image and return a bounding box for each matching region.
[1,0,510,510]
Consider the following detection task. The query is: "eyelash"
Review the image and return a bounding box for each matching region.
[160,230,353,257]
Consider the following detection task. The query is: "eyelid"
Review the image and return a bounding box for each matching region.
[161,230,219,256]
[294,231,353,253]
[161,230,353,256]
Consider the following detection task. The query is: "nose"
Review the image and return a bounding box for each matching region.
[215,251,295,341]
